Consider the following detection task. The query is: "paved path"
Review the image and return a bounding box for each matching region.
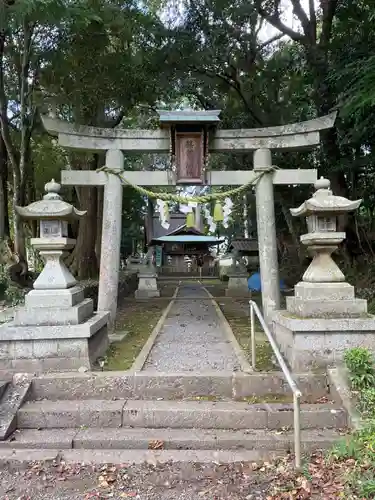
[143,284,241,372]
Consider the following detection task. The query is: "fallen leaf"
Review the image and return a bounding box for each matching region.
[148,439,164,450]
[198,486,215,496]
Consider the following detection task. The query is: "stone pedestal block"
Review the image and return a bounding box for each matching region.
[14,298,94,326]
[0,282,110,372]
[225,275,250,297]
[286,297,367,318]
[285,280,367,318]
[272,311,375,370]
[135,273,160,298]
[0,312,109,372]
[25,286,84,309]
[293,282,355,301]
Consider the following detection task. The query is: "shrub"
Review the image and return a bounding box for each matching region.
[4,285,26,306]
[0,265,8,299]
[358,387,375,418]
[344,347,375,391]
[329,422,375,498]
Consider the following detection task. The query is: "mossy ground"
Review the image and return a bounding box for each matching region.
[204,282,227,297]
[218,295,278,371]
[186,393,293,403]
[158,283,178,297]
[103,298,170,371]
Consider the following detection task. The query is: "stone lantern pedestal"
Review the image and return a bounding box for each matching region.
[0,180,110,372]
[225,275,250,297]
[225,240,258,297]
[135,272,160,298]
[272,178,375,370]
[134,247,160,298]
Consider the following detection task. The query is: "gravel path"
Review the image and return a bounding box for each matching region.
[143,284,241,372]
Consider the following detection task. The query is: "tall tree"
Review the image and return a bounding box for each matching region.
[255,0,345,193]
[0,0,76,262]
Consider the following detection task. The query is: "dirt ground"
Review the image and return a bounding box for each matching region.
[0,453,350,500]
[0,460,279,500]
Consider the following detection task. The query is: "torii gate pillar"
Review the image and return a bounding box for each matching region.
[254,149,279,324]
[98,150,124,326]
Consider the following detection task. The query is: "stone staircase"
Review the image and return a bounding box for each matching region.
[0,371,348,464]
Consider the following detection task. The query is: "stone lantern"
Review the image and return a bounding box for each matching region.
[16,179,86,291]
[0,179,110,372]
[286,177,365,318]
[272,177,375,371]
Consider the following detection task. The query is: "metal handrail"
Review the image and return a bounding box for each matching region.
[249,299,302,469]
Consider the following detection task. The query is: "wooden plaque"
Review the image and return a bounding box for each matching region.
[175,132,203,184]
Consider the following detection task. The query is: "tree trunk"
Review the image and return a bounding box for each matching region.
[27,165,37,238]
[70,185,98,279]
[12,191,27,261]
[279,198,303,263]
[0,133,9,240]
[68,154,99,279]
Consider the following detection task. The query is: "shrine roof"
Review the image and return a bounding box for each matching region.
[229,238,259,252]
[166,225,203,236]
[150,214,205,240]
[157,109,221,125]
[153,235,224,244]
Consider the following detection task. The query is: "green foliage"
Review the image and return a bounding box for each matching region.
[334,349,375,496]
[4,285,26,306]
[329,434,363,461]
[358,388,375,419]
[360,479,375,498]
[121,186,144,257]
[32,137,67,197]
[344,348,375,391]
[0,266,26,306]
[0,266,8,300]
[329,422,375,498]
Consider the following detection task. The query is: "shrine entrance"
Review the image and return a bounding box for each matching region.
[147,217,223,277]
[42,110,336,327]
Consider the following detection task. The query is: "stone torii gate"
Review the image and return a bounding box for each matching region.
[41,111,336,327]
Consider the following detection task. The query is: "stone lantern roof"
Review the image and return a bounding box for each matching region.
[290,177,362,216]
[15,179,86,220]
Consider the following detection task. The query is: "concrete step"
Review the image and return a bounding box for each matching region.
[0,427,342,452]
[30,371,330,403]
[0,381,30,440]
[17,399,347,430]
[121,400,346,430]
[0,381,9,401]
[0,447,284,466]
